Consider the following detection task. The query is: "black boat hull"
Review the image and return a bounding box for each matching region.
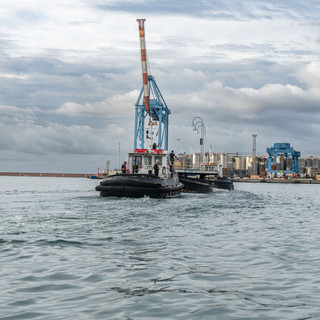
[96,184,183,198]
[178,174,234,192]
[178,175,213,193]
[96,173,184,198]
[211,177,234,190]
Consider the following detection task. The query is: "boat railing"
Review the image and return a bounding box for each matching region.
[174,162,220,175]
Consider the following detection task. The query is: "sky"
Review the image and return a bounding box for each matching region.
[1,0,320,173]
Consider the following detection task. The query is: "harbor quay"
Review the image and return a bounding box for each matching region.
[173,152,320,183]
[223,154,320,180]
[232,177,320,184]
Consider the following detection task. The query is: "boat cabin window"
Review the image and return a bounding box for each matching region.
[132,156,142,173]
[144,156,152,166]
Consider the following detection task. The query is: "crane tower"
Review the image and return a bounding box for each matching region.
[252,134,257,156]
[134,19,170,151]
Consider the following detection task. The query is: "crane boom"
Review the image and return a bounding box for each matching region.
[136,18,150,112]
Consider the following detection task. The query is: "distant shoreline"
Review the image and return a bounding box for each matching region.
[233,177,320,184]
[0,172,94,178]
[2,172,320,184]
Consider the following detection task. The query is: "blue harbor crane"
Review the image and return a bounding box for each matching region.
[134,18,170,151]
[266,142,300,174]
[134,75,170,151]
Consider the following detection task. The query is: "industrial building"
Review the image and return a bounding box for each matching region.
[174,152,320,179]
[173,132,318,179]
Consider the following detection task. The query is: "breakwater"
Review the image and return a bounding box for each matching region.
[0,172,93,178]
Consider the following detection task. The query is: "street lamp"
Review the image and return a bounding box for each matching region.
[192,116,204,127]
[191,117,206,166]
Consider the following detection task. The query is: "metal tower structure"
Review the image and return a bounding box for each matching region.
[252,134,257,156]
[266,142,300,174]
[134,19,170,151]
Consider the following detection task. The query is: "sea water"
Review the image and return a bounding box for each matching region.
[0,176,320,320]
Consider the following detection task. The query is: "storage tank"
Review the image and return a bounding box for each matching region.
[245,156,252,170]
[299,159,306,168]
[247,162,253,176]
[193,153,201,169]
[286,158,292,170]
[252,162,259,176]
[235,156,246,170]
[220,153,229,168]
[241,157,246,170]
[235,157,241,170]
[306,158,313,167]
[247,156,258,175]
[276,156,285,170]
[229,157,235,169]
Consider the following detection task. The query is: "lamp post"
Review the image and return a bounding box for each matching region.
[192,117,206,167]
[177,138,180,155]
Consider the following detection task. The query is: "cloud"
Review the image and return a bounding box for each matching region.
[295,61,320,89]
[170,74,320,117]
[96,0,320,21]
[1,0,320,172]
[0,120,128,155]
[0,105,40,115]
[166,65,320,156]
[55,90,139,118]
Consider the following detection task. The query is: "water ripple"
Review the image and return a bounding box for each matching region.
[1,178,320,319]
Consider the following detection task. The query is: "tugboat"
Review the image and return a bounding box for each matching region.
[96,19,183,198]
[96,149,183,198]
[178,171,234,192]
[176,159,234,192]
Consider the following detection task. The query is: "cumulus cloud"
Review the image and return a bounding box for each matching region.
[0,119,130,155]
[295,61,320,89]
[55,90,139,117]
[171,78,320,117]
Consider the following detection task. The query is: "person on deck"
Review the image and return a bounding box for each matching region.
[121,161,127,173]
[169,150,178,172]
[153,160,160,176]
[169,150,177,165]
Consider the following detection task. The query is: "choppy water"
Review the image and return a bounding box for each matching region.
[1,177,320,319]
